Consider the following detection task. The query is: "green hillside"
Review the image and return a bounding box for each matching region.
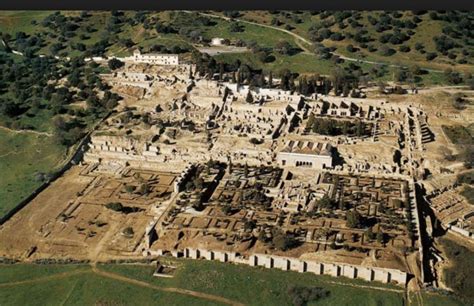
[227,11,474,73]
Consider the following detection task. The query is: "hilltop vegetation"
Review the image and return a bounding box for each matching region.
[0,11,193,58]
[228,11,474,71]
[0,47,119,217]
[1,11,472,86]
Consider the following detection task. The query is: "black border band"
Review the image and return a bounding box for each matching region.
[1,0,473,11]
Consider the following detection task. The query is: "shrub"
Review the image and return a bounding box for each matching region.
[249,137,263,145]
[346,209,363,228]
[122,227,134,237]
[457,171,474,185]
[275,40,293,55]
[124,185,136,193]
[399,45,410,52]
[287,286,330,306]
[426,52,437,60]
[229,22,244,33]
[440,238,474,303]
[461,186,474,205]
[106,202,124,212]
[380,45,396,56]
[108,58,124,70]
[346,44,356,53]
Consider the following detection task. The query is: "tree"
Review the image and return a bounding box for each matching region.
[444,68,463,85]
[275,40,292,55]
[137,183,150,195]
[244,163,249,178]
[318,194,333,210]
[108,58,124,70]
[287,286,330,306]
[365,227,375,240]
[380,45,396,56]
[221,205,232,215]
[249,137,263,145]
[330,67,347,95]
[192,198,204,211]
[393,149,402,166]
[244,219,256,231]
[106,202,124,212]
[467,77,474,90]
[218,62,224,80]
[120,38,135,48]
[355,120,365,137]
[426,52,437,60]
[346,210,363,228]
[124,185,135,193]
[194,177,204,189]
[245,91,254,103]
[414,42,424,51]
[122,227,134,237]
[272,231,291,251]
[377,231,384,244]
[229,22,243,33]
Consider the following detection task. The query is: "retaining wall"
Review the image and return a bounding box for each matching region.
[151,248,408,286]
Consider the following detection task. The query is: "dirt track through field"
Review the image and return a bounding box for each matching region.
[91,266,245,306]
[0,266,244,306]
[0,125,53,137]
[0,269,90,287]
[185,11,446,73]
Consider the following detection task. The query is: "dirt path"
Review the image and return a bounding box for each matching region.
[0,125,53,137]
[186,11,446,73]
[89,221,120,263]
[91,266,244,306]
[59,279,79,306]
[0,269,89,287]
[185,11,312,53]
[325,279,404,293]
[0,266,244,306]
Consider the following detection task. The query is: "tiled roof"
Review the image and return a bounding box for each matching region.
[280,140,332,156]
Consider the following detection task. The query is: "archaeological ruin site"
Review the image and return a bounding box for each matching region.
[0,50,472,291]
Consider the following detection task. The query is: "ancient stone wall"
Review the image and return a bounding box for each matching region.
[149,247,408,285]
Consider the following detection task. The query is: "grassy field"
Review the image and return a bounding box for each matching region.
[0,11,51,34]
[182,12,467,84]
[100,259,406,306]
[214,52,335,75]
[460,185,474,205]
[0,260,465,306]
[196,18,298,49]
[0,129,66,217]
[418,293,465,306]
[233,11,474,73]
[0,264,220,306]
[0,107,56,134]
[438,237,474,304]
[442,125,474,145]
